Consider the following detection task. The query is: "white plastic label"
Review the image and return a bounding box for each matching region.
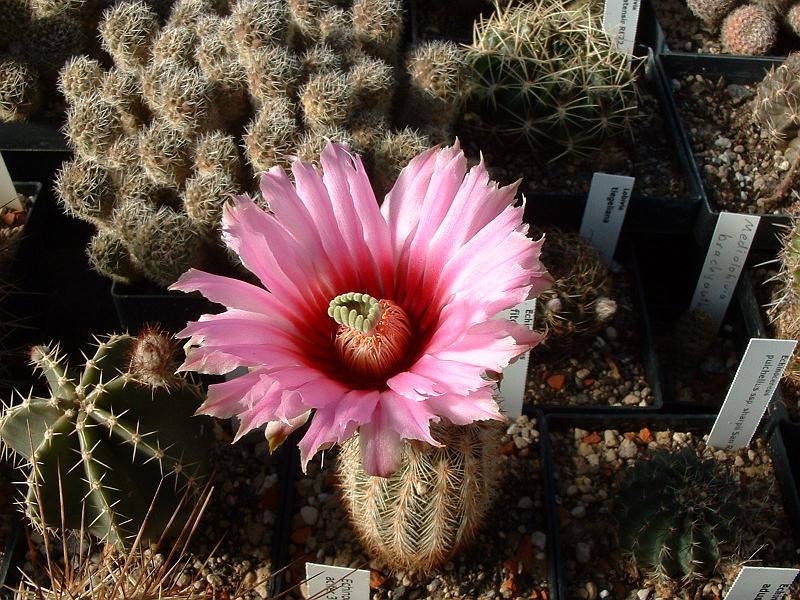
[498,298,537,419]
[305,563,370,600]
[579,173,634,263]
[0,153,20,211]
[708,338,797,451]
[690,212,759,331]
[602,0,642,55]
[724,566,798,599]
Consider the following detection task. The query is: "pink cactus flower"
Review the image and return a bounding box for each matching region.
[171,141,550,477]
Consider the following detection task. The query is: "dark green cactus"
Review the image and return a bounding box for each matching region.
[464,0,638,158]
[0,333,211,547]
[615,449,740,581]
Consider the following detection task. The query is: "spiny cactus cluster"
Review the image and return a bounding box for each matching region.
[337,422,504,573]
[464,0,638,158]
[534,228,617,343]
[56,0,456,288]
[753,54,800,157]
[0,0,110,121]
[686,0,798,55]
[769,219,800,388]
[0,331,211,547]
[615,449,741,581]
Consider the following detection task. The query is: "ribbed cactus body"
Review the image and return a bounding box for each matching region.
[615,449,739,581]
[465,0,637,158]
[769,219,800,387]
[337,423,503,573]
[0,334,210,547]
[753,55,800,155]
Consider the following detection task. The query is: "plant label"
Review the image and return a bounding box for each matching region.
[724,566,798,599]
[579,173,634,263]
[602,0,641,55]
[708,338,797,451]
[690,212,759,331]
[306,563,370,600]
[0,153,20,211]
[498,298,537,418]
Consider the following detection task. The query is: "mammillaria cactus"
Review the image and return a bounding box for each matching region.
[769,219,800,387]
[338,423,504,572]
[54,0,445,288]
[686,0,742,27]
[720,4,778,55]
[464,0,638,158]
[534,228,617,342]
[0,332,211,547]
[615,449,741,581]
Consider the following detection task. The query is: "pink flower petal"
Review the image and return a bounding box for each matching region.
[358,402,404,477]
[170,269,275,316]
[265,410,311,453]
[423,387,504,426]
[199,370,267,418]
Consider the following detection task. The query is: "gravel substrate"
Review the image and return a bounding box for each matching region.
[670,72,800,215]
[551,424,800,599]
[19,420,280,599]
[287,415,551,600]
[652,0,800,55]
[526,262,655,408]
[462,75,688,200]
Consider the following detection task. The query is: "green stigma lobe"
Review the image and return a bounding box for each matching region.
[328,292,381,334]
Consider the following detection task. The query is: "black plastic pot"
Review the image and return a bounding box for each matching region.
[111,281,222,334]
[522,239,664,414]
[657,53,793,256]
[542,412,799,600]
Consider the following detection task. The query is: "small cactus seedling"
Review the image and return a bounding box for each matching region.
[0,333,211,547]
[465,0,638,158]
[720,4,778,55]
[337,422,504,573]
[534,228,617,342]
[615,449,741,582]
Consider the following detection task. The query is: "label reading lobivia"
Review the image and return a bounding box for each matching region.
[305,562,370,600]
[602,0,642,55]
[498,298,537,419]
[708,339,797,451]
[724,566,799,599]
[579,173,634,264]
[0,153,20,211]
[690,212,760,331]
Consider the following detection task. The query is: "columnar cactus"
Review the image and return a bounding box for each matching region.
[337,423,504,572]
[534,228,617,342]
[0,333,211,547]
[769,219,800,387]
[615,449,741,581]
[465,0,637,158]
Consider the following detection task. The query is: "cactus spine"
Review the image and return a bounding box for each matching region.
[534,228,617,342]
[337,422,504,573]
[465,0,637,158]
[769,219,800,387]
[0,333,211,547]
[615,449,741,581]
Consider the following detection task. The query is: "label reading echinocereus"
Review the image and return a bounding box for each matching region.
[602,0,642,55]
[498,298,537,419]
[724,566,798,599]
[579,173,634,263]
[708,338,797,451]
[305,562,370,600]
[0,153,20,210]
[690,212,760,331]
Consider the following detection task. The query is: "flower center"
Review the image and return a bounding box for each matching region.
[328,292,412,381]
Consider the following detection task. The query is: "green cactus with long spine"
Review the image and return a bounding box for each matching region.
[337,422,504,573]
[464,0,638,158]
[0,333,211,548]
[615,449,740,581]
